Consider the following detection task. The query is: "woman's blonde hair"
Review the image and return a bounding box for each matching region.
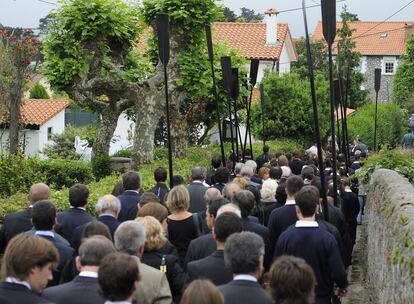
[232,176,248,189]
[135,216,166,251]
[165,185,190,213]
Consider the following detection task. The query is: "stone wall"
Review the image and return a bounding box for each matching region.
[363,56,395,103]
[364,169,414,303]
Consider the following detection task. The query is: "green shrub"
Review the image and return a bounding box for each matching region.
[112,149,133,158]
[29,81,50,99]
[356,149,414,184]
[347,103,407,150]
[92,154,112,181]
[38,159,93,189]
[43,125,84,160]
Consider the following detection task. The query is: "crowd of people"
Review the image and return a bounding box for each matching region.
[0,144,366,304]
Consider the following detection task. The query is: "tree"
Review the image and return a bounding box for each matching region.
[0,28,40,154]
[347,103,407,149]
[29,81,50,99]
[393,33,414,112]
[221,7,237,22]
[336,5,367,108]
[237,7,264,23]
[292,38,328,79]
[250,71,330,144]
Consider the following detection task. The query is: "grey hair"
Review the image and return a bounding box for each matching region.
[240,165,254,178]
[245,160,257,171]
[95,195,121,214]
[204,187,221,201]
[191,166,207,181]
[234,162,244,175]
[114,221,146,255]
[217,203,241,218]
[224,231,265,274]
[78,235,116,266]
[222,182,242,201]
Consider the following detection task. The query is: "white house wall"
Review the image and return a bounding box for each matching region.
[279,43,291,74]
[38,109,66,156]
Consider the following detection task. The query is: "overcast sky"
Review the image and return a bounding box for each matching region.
[0,0,413,37]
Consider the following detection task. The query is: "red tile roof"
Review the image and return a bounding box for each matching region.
[312,21,414,55]
[20,99,69,126]
[213,22,291,60]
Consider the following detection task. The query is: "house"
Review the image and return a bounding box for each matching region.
[313,21,414,103]
[213,8,298,83]
[0,99,69,156]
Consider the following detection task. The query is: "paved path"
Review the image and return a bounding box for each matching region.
[341,223,371,304]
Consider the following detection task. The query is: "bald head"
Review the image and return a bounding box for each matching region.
[204,187,222,202]
[28,183,50,205]
[223,182,242,201]
[217,203,242,218]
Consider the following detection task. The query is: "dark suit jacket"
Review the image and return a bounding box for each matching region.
[42,275,104,304]
[0,282,50,304]
[56,208,94,242]
[0,207,32,252]
[242,218,271,270]
[184,233,216,269]
[25,230,74,286]
[117,191,140,222]
[219,280,272,304]
[150,183,169,203]
[187,182,208,213]
[187,250,232,286]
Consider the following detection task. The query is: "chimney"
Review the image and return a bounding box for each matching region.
[265,8,279,45]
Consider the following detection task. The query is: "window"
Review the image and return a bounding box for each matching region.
[47,127,53,140]
[382,56,397,75]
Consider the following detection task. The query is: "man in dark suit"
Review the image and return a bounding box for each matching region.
[0,233,58,304]
[26,200,74,286]
[206,155,222,185]
[184,196,229,268]
[72,194,121,249]
[187,212,242,285]
[187,166,208,213]
[117,171,141,222]
[275,186,348,304]
[255,144,270,170]
[0,183,50,253]
[219,231,272,304]
[56,183,94,243]
[232,190,272,270]
[268,175,304,258]
[150,167,169,203]
[42,235,116,304]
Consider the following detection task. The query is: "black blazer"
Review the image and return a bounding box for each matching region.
[242,218,272,270]
[184,233,216,269]
[42,275,104,304]
[187,182,208,213]
[0,282,50,304]
[219,280,272,304]
[187,250,232,286]
[56,208,94,242]
[25,231,74,286]
[0,207,32,252]
[117,191,140,222]
[150,183,169,203]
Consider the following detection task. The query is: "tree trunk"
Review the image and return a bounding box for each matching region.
[91,105,120,160]
[131,93,163,167]
[170,111,188,157]
[8,71,24,155]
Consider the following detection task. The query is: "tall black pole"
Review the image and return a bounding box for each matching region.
[343,52,352,166]
[243,59,259,162]
[221,56,235,167]
[231,68,240,162]
[260,84,266,146]
[337,44,349,173]
[156,14,173,189]
[302,0,328,219]
[321,0,339,209]
[334,80,342,152]
[374,68,381,152]
[205,25,226,167]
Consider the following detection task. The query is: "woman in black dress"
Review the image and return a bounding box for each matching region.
[165,185,199,266]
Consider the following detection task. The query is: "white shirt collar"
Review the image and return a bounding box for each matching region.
[295,220,319,228]
[79,271,98,278]
[344,188,353,193]
[70,206,86,211]
[35,230,55,238]
[233,274,257,282]
[285,199,296,206]
[104,301,131,304]
[124,190,139,194]
[5,277,31,290]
